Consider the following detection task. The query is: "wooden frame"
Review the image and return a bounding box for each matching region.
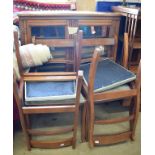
[82,33,141,148]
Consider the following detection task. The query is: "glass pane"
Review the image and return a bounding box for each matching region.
[31,26,65,39]
[81,46,108,59]
[79,25,108,38]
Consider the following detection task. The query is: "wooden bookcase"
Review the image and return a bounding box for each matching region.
[18,11,121,64]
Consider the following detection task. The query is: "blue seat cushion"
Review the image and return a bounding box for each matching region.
[80,58,136,92]
[25,80,76,102]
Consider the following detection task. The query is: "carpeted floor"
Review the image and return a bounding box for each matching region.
[13,102,141,155]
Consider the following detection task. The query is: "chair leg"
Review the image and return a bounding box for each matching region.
[19,113,31,150]
[88,101,95,148]
[129,99,134,131]
[72,105,80,149]
[25,114,32,146]
[25,114,31,129]
[131,93,140,140]
[82,101,89,142]
[85,101,89,142]
[24,132,31,150]
[81,102,87,142]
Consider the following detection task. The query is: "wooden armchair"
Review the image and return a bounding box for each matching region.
[13,69,84,150]
[81,33,141,148]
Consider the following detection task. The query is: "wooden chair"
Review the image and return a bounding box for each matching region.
[13,69,84,150]
[123,7,140,69]
[81,33,141,148]
[75,30,119,141]
[13,29,85,150]
[14,30,79,75]
[113,6,140,70]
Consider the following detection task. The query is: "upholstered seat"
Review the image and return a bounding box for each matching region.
[80,58,136,92]
[25,80,85,105]
[25,81,76,101]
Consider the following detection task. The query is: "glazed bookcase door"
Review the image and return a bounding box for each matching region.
[26,20,69,44]
[20,19,72,62]
[78,19,120,61]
